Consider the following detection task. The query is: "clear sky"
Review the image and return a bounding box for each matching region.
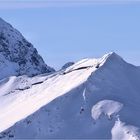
[0,0,140,69]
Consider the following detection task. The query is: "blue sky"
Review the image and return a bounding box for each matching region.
[0,0,140,69]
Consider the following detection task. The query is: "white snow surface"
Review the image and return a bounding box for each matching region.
[112,119,140,140]
[0,57,97,133]
[0,52,140,139]
[91,100,123,120]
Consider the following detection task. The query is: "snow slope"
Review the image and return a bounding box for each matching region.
[0,18,54,80]
[0,52,140,139]
[112,119,140,140]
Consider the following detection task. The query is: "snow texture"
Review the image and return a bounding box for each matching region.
[111,119,140,140]
[91,100,123,120]
[0,17,54,80]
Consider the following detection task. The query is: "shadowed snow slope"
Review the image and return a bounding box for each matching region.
[0,52,140,139]
[0,18,54,80]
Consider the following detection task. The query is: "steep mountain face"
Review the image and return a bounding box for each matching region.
[0,18,54,80]
[0,52,140,139]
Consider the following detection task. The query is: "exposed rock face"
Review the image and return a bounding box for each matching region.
[0,18,54,79]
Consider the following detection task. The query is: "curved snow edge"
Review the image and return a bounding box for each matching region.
[91,100,123,120]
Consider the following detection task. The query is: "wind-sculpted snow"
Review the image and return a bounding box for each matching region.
[91,100,123,120]
[91,100,140,139]
[111,119,140,140]
[0,52,140,139]
[0,18,54,80]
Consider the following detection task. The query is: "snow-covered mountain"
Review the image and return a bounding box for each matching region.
[0,18,54,80]
[0,52,140,139]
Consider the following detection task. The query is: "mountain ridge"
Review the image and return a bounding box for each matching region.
[0,17,55,80]
[1,52,140,139]
[0,17,140,140]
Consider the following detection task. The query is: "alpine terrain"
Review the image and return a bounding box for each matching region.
[0,18,140,140]
[0,17,54,80]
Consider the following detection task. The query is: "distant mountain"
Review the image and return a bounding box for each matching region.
[0,18,54,80]
[0,52,140,139]
[61,62,74,69]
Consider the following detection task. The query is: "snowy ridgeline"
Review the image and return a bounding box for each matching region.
[0,52,140,139]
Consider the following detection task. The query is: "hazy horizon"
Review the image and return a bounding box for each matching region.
[0,0,140,69]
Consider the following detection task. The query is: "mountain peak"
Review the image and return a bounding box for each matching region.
[101,52,122,61]
[99,52,124,66]
[0,18,54,80]
[64,52,124,74]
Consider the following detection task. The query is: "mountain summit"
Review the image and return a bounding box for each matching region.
[0,52,140,139]
[0,18,54,80]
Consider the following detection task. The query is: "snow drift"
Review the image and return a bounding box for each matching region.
[91,100,123,120]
